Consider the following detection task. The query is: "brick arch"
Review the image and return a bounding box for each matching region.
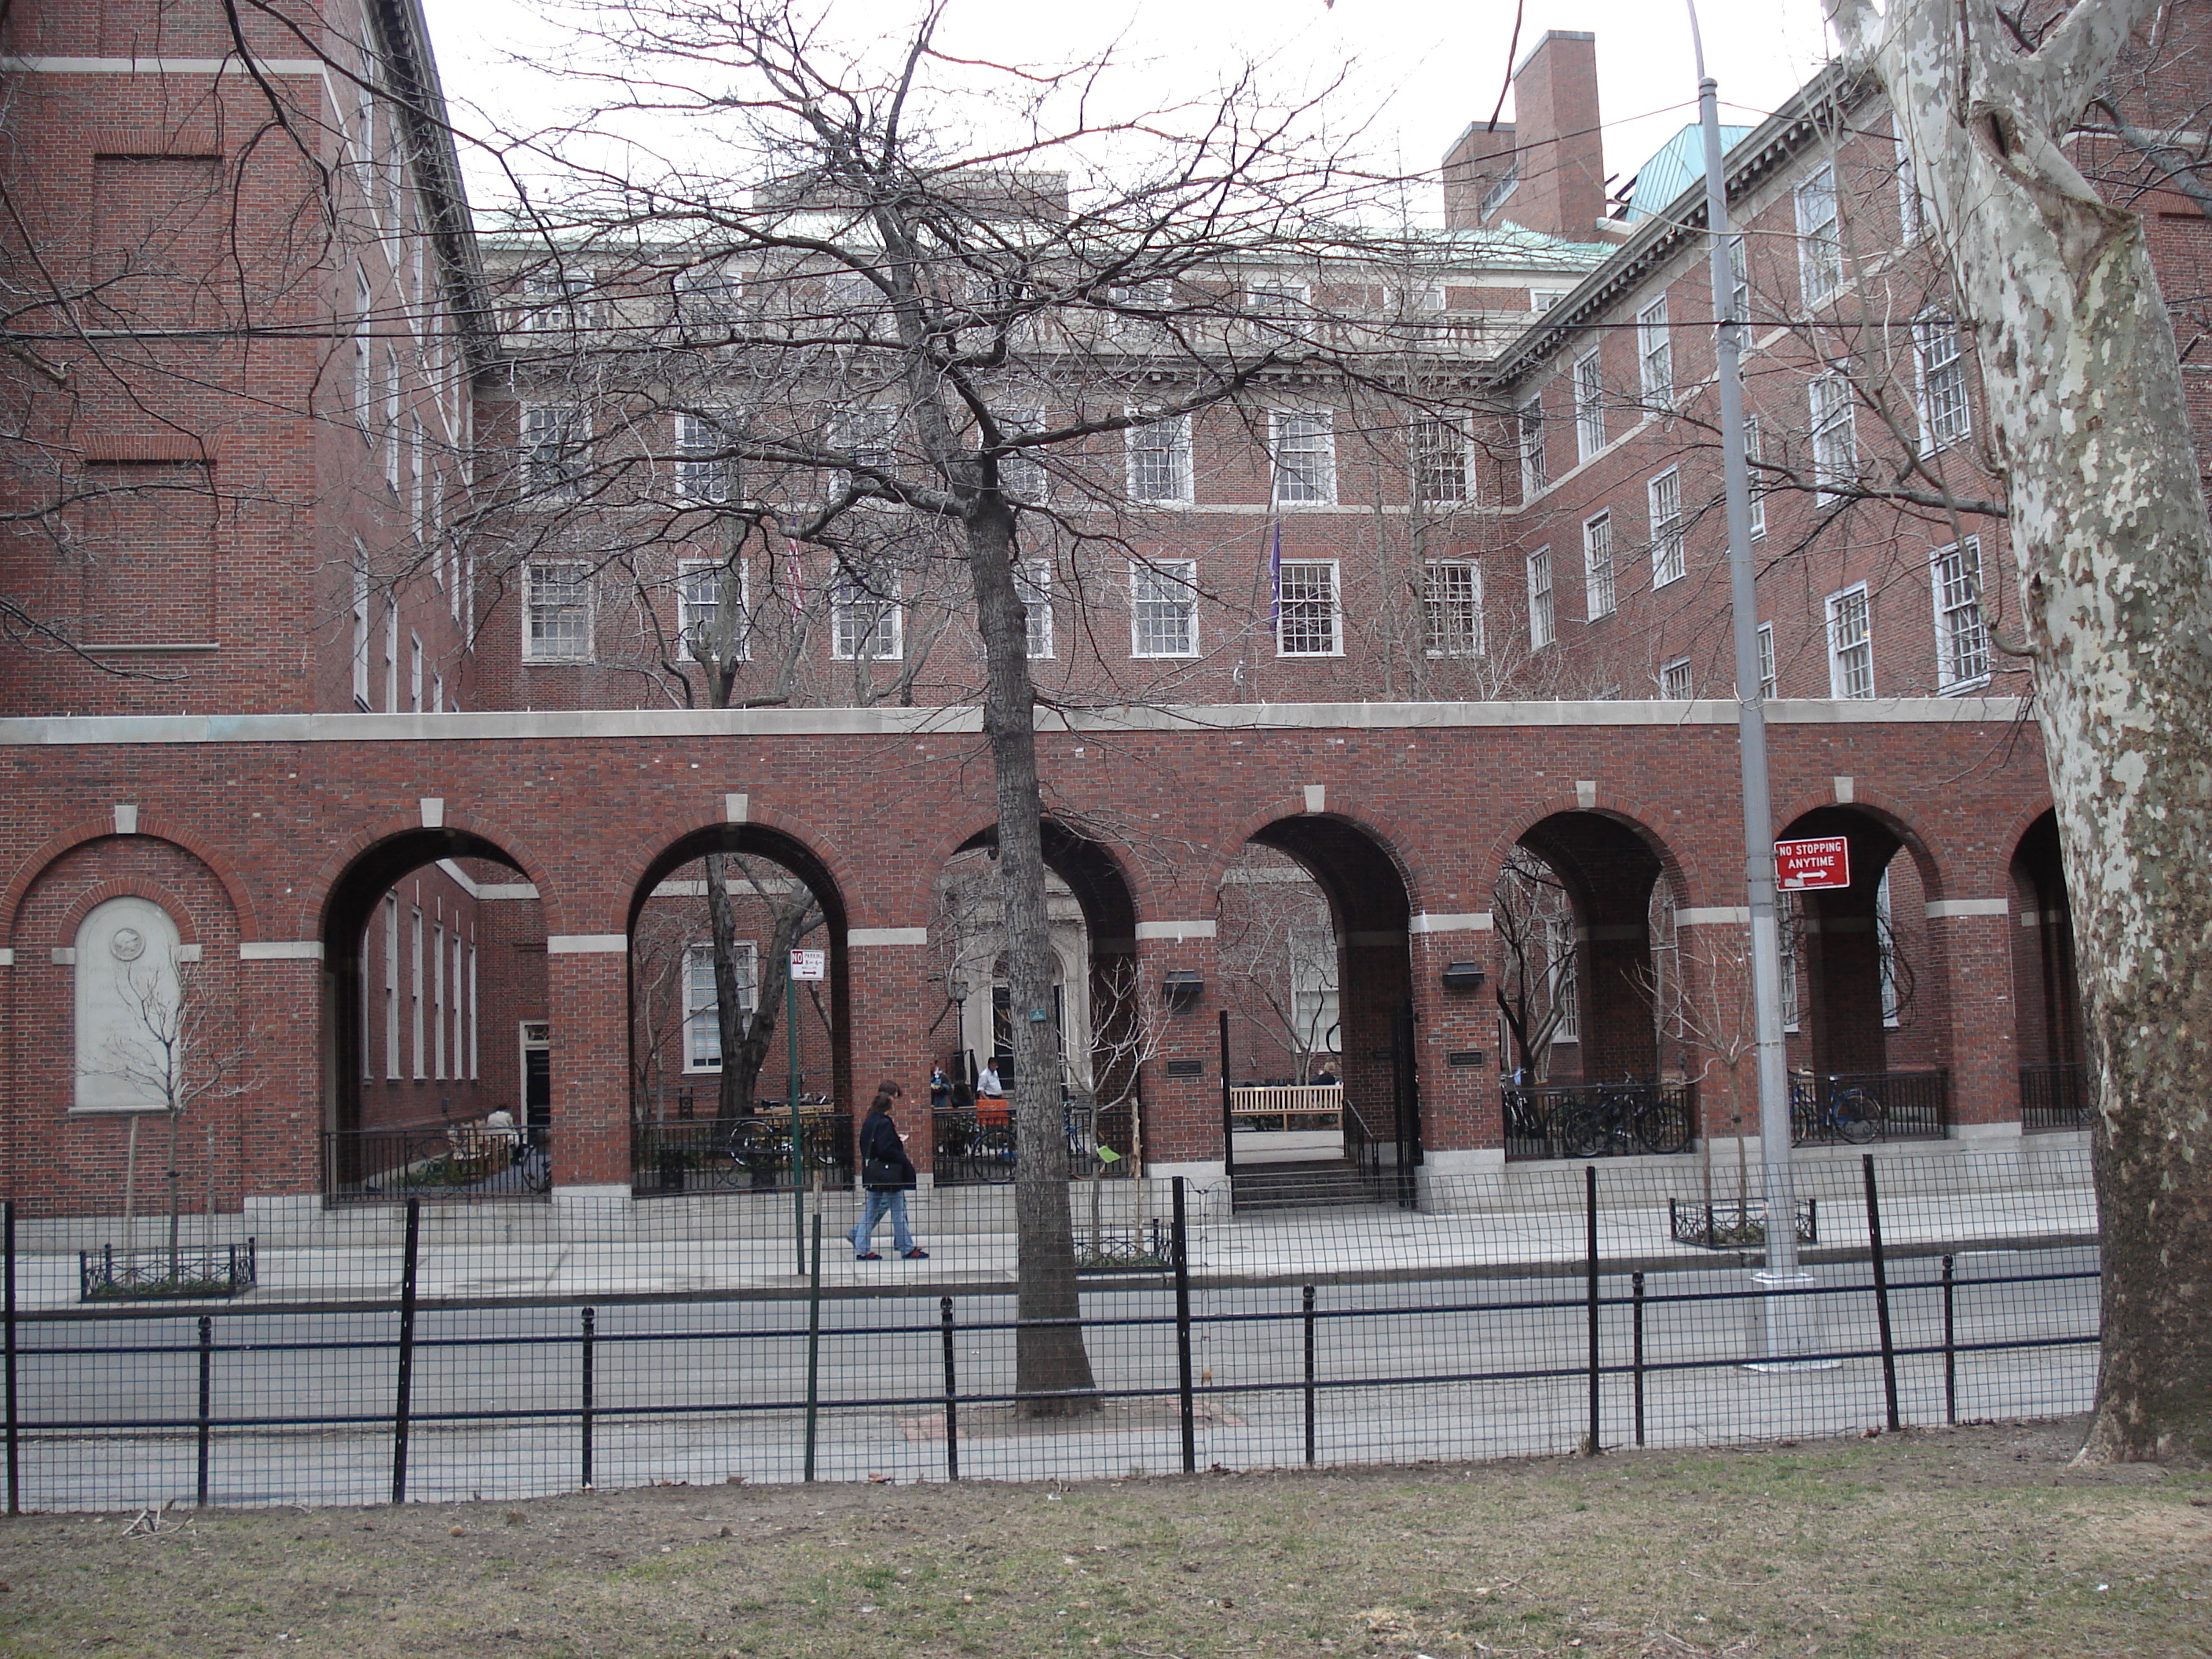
[936,817,1157,943]
[619,813,858,940]
[1475,793,1696,913]
[302,813,554,950]
[1771,791,1949,904]
[1203,799,1426,924]
[52,878,224,948]
[1,817,258,946]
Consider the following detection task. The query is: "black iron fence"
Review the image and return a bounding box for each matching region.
[0,1152,2100,1511]
[2021,1063,2093,1131]
[322,1126,551,1204]
[1502,1080,1697,1160]
[929,1101,1137,1187]
[1791,1069,1950,1146]
[632,1112,855,1196]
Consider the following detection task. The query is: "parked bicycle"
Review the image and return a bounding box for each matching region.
[1791,1076,1884,1144]
[1555,1078,1691,1158]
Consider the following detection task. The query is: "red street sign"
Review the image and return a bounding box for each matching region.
[1775,836,1851,891]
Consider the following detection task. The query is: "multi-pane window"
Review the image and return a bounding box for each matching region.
[835,408,897,485]
[522,269,595,331]
[1916,318,1971,451]
[1895,130,1925,240]
[1826,583,1874,698]
[1018,559,1053,658]
[685,941,757,1071]
[1756,621,1778,699]
[1422,561,1482,657]
[675,268,745,331]
[1412,418,1468,504]
[1877,867,1902,1026]
[678,558,747,664]
[1527,546,1555,649]
[1796,161,1843,304]
[1582,511,1616,619]
[1131,559,1199,657]
[1544,914,1579,1044]
[350,544,372,708]
[831,573,902,660]
[1647,468,1685,587]
[1809,372,1856,500]
[1743,414,1766,539]
[675,412,731,501]
[1270,411,1335,505]
[353,269,374,430]
[1276,559,1341,656]
[999,408,1047,500]
[409,632,423,712]
[525,562,593,661]
[1727,235,1750,320]
[1573,351,1605,460]
[1932,537,1990,691]
[1517,396,1548,499]
[409,906,425,1079]
[1637,297,1672,404]
[1661,657,1694,699]
[383,895,400,1079]
[1126,411,1192,504]
[522,402,585,500]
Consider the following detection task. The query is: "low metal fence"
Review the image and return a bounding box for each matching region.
[0,1147,2101,1510]
[929,1101,1136,1187]
[321,1126,551,1204]
[1502,1080,1697,1160]
[1791,1069,1950,1145]
[632,1113,855,1196]
[2021,1063,2093,1131]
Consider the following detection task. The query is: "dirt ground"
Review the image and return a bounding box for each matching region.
[2,1417,2209,1658]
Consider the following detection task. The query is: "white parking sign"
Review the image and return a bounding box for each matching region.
[789,948,826,981]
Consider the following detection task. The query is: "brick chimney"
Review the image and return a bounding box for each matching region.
[1442,31,1606,240]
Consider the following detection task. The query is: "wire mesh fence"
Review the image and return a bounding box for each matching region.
[1,1141,2100,1511]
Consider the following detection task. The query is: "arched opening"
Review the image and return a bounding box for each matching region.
[319,829,540,1200]
[1221,816,1416,1199]
[626,826,852,1196]
[2012,811,2087,1129]
[925,820,1141,1183]
[1502,813,1668,1085]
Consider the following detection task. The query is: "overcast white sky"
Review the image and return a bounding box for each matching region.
[420,0,1839,214]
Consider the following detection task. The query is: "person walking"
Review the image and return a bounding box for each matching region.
[849,1080,926,1261]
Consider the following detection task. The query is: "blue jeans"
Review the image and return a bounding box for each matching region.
[849,1187,915,1255]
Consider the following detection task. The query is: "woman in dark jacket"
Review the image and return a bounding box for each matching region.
[848,1080,925,1260]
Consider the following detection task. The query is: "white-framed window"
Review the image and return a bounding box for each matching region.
[1582,511,1615,619]
[1727,235,1750,320]
[830,573,902,660]
[833,408,897,488]
[1636,297,1672,405]
[1914,317,1971,452]
[408,632,423,712]
[1932,537,1990,691]
[1778,889,1801,1031]
[450,932,465,1079]
[353,268,374,432]
[1527,546,1555,649]
[1270,410,1335,506]
[384,602,398,711]
[524,560,593,661]
[409,905,425,1079]
[674,267,745,331]
[1276,559,1341,656]
[1756,621,1778,699]
[521,268,596,332]
[1743,414,1766,540]
[1243,280,1308,322]
[1647,468,1685,587]
[408,418,426,537]
[1423,560,1482,657]
[1412,417,1469,505]
[1544,914,1579,1045]
[522,402,585,500]
[1126,410,1192,504]
[1826,582,1874,698]
[467,943,479,1079]
[1573,351,1605,461]
[1661,657,1693,699]
[1809,372,1856,500]
[998,408,1048,501]
[675,412,732,501]
[1895,128,1925,240]
[383,895,401,1079]
[678,558,748,664]
[1796,161,1843,305]
[685,941,757,1071]
[1530,287,1567,313]
[431,669,444,713]
[1131,558,1199,657]
[432,919,445,1079]
[1018,559,1053,659]
[350,543,372,709]
[383,346,401,489]
[1517,395,1548,499]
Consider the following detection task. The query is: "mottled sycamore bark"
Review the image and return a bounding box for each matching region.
[1826,0,2212,1460]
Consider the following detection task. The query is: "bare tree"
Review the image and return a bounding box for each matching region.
[1822,0,2212,1463]
[1492,846,1578,1082]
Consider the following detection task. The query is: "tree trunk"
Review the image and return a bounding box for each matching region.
[704,850,751,1124]
[1833,0,2212,1461]
[964,497,1097,1414]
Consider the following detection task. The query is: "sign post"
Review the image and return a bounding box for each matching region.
[787,948,826,1274]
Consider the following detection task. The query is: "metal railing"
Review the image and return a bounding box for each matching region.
[1502,1080,1698,1160]
[2020,1063,2093,1132]
[322,1127,551,1205]
[929,1101,1136,1187]
[632,1111,855,1196]
[1790,1070,1950,1146]
[79,1240,257,1302]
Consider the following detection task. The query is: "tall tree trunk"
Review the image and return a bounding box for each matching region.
[1829,0,2212,1461]
[965,497,1096,1413]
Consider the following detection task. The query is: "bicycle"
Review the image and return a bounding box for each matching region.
[1555,1079,1691,1157]
[1791,1078,1883,1144]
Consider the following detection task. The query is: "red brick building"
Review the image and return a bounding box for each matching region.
[2,4,2176,1218]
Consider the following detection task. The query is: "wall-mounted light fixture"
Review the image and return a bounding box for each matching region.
[1441,961,1487,991]
[1162,969,1204,1011]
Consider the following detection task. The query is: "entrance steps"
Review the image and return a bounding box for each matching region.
[1229,1159,1390,1211]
